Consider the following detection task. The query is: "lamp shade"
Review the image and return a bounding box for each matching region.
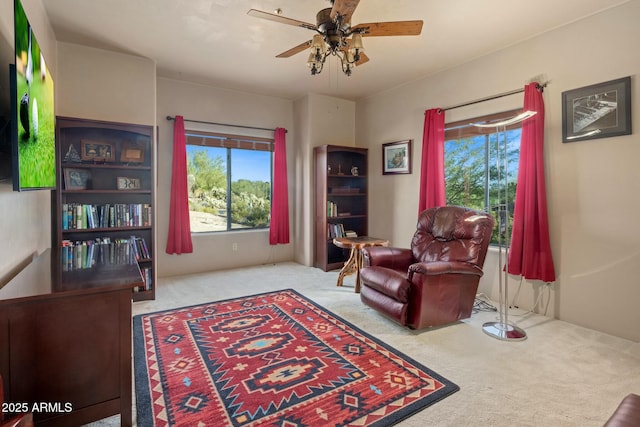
[351,33,363,50]
[345,51,355,63]
[307,52,316,68]
[311,34,325,52]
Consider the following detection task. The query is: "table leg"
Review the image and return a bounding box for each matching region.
[336,247,357,287]
[355,248,364,293]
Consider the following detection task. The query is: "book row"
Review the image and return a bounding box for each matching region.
[61,238,139,270]
[328,201,338,217]
[327,222,359,239]
[327,201,355,218]
[62,203,152,230]
[130,236,152,260]
[328,222,346,238]
[134,267,153,293]
[62,235,151,259]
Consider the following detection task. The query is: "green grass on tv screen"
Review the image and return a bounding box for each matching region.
[15,0,56,190]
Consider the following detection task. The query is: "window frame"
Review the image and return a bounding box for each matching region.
[185,130,274,233]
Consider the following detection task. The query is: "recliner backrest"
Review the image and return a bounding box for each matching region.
[411,206,495,267]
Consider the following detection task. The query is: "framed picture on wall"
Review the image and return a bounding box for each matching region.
[562,76,631,143]
[382,140,412,175]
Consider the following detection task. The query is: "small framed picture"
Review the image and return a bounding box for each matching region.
[382,140,412,175]
[120,141,146,163]
[80,140,115,162]
[117,176,142,190]
[562,76,632,143]
[64,168,92,190]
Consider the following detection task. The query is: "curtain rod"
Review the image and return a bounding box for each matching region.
[439,82,549,112]
[166,116,286,133]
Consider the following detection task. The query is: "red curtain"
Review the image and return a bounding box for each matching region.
[269,127,290,245]
[166,115,193,254]
[507,83,555,282]
[418,108,446,212]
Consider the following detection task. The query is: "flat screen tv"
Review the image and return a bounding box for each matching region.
[11,0,55,191]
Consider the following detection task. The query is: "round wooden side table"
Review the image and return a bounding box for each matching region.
[332,236,389,293]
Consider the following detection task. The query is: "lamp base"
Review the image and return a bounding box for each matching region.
[482,321,527,341]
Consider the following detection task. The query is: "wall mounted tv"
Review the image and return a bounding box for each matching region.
[11,0,55,191]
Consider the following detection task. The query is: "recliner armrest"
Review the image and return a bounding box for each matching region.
[604,393,640,427]
[409,261,484,278]
[362,247,414,271]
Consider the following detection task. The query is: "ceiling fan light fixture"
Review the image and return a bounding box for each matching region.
[342,62,353,77]
[306,52,323,75]
[345,51,355,64]
[311,34,325,50]
[350,33,363,50]
[248,1,423,78]
[348,33,363,62]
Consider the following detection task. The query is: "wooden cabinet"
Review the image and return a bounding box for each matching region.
[54,117,155,301]
[0,249,141,427]
[314,145,368,271]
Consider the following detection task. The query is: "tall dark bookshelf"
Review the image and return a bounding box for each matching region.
[53,116,155,301]
[314,145,368,271]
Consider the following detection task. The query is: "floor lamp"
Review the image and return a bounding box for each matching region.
[473,111,536,341]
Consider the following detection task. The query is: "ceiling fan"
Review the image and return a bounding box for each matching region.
[247,0,423,76]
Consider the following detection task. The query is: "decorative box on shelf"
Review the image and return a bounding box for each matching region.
[330,186,360,194]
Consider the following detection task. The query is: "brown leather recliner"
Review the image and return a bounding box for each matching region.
[604,393,640,427]
[360,206,495,329]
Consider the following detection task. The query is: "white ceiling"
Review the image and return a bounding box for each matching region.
[43,0,629,101]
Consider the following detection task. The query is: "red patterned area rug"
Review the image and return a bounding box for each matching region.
[134,289,459,426]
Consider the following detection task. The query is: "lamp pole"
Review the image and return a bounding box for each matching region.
[472,111,536,341]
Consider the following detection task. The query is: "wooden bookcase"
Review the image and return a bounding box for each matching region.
[53,116,155,301]
[314,145,368,271]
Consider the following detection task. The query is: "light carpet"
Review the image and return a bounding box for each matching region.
[87,261,640,426]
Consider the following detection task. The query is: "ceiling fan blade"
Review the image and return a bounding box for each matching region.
[330,0,361,23]
[276,40,312,58]
[356,52,369,66]
[352,20,423,37]
[247,9,317,31]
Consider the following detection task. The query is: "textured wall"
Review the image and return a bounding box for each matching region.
[356,1,640,341]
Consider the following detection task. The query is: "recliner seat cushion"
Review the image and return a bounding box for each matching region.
[360,285,408,326]
[359,266,410,303]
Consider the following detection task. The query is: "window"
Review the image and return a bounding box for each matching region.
[444,109,523,245]
[185,131,272,233]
